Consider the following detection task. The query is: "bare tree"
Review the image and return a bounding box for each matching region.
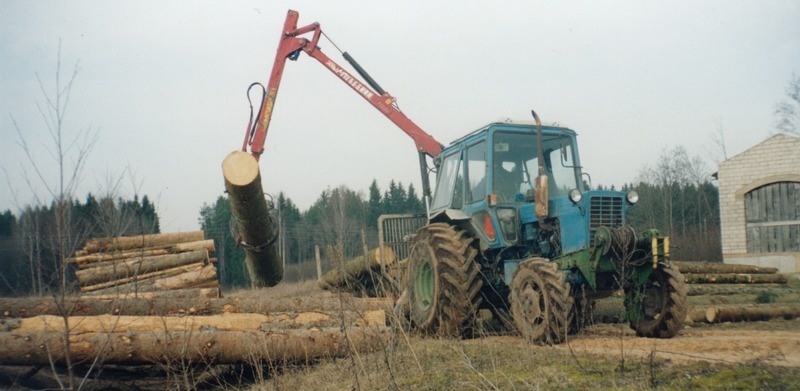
[775,73,800,136]
[633,145,720,261]
[9,42,99,390]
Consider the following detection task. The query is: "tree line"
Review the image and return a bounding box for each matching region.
[0,194,159,296]
[199,179,424,288]
[615,145,721,262]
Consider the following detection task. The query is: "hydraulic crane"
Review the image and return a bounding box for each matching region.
[242,9,443,211]
[229,9,688,343]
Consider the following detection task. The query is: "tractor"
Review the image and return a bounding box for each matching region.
[241,9,688,344]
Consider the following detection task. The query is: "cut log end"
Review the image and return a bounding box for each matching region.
[222,151,260,186]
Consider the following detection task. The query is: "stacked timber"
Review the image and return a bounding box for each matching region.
[318,246,402,297]
[69,231,221,298]
[0,294,392,366]
[591,261,800,325]
[674,261,800,324]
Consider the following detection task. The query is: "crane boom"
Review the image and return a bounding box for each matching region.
[244,10,443,160]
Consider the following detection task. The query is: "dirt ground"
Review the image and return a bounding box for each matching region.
[544,319,800,367]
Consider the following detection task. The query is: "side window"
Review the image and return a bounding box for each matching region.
[466,142,486,203]
[430,152,461,211]
[452,166,464,209]
[548,144,578,197]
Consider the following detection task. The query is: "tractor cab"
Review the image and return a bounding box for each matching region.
[429,122,586,254]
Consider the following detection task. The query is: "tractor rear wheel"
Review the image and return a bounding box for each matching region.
[625,264,688,338]
[510,258,573,344]
[406,223,483,337]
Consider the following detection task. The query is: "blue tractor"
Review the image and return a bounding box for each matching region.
[248,10,687,344]
[403,112,688,343]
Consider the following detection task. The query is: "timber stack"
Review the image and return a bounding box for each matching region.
[318,245,403,297]
[0,293,392,367]
[592,260,800,325]
[68,231,221,298]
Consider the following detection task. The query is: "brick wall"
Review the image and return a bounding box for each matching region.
[717,134,800,272]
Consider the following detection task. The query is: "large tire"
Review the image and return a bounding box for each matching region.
[509,258,573,344]
[406,223,483,337]
[625,264,688,338]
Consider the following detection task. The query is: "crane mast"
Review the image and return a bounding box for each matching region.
[243,9,443,208]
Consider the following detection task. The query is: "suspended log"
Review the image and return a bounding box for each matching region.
[0,295,392,318]
[74,250,209,286]
[673,261,779,275]
[222,150,282,287]
[319,246,396,288]
[82,231,204,254]
[683,273,789,285]
[704,304,800,323]
[80,262,206,293]
[0,326,390,366]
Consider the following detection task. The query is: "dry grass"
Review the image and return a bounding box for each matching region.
[247,330,800,391]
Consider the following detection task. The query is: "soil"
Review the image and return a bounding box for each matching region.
[551,319,800,367]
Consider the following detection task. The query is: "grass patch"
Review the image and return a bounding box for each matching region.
[248,335,800,390]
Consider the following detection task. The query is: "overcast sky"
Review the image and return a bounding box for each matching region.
[1,1,798,232]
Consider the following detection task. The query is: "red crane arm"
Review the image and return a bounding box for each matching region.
[244,10,443,161]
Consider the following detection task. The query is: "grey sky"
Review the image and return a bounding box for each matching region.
[1,1,798,232]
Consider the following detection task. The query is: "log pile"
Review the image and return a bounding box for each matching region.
[0,293,392,367]
[318,246,403,297]
[677,260,800,324]
[69,231,221,298]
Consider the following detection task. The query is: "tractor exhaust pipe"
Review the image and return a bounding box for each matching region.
[531,110,549,219]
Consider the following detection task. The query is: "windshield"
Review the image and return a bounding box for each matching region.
[492,131,580,201]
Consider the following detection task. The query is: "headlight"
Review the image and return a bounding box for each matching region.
[496,208,516,221]
[496,208,518,243]
[568,189,582,203]
[626,190,639,204]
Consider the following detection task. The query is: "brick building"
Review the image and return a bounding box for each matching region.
[717,133,800,272]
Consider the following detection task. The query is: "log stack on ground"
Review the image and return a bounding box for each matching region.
[318,246,401,297]
[69,231,221,298]
[591,260,800,326]
[222,150,283,287]
[0,293,392,366]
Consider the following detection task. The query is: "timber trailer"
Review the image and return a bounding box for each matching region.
[238,10,688,344]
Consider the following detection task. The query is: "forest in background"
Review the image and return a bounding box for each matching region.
[0,145,720,295]
[0,195,159,296]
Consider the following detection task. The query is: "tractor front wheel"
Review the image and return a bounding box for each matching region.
[509,258,573,344]
[625,264,688,338]
[406,223,483,337]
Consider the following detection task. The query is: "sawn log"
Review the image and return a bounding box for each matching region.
[683,273,789,284]
[222,150,282,287]
[319,246,396,288]
[703,304,800,323]
[0,326,389,366]
[81,231,204,254]
[0,295,393,318]
[74,250,209,286]
[673,261,779,275]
